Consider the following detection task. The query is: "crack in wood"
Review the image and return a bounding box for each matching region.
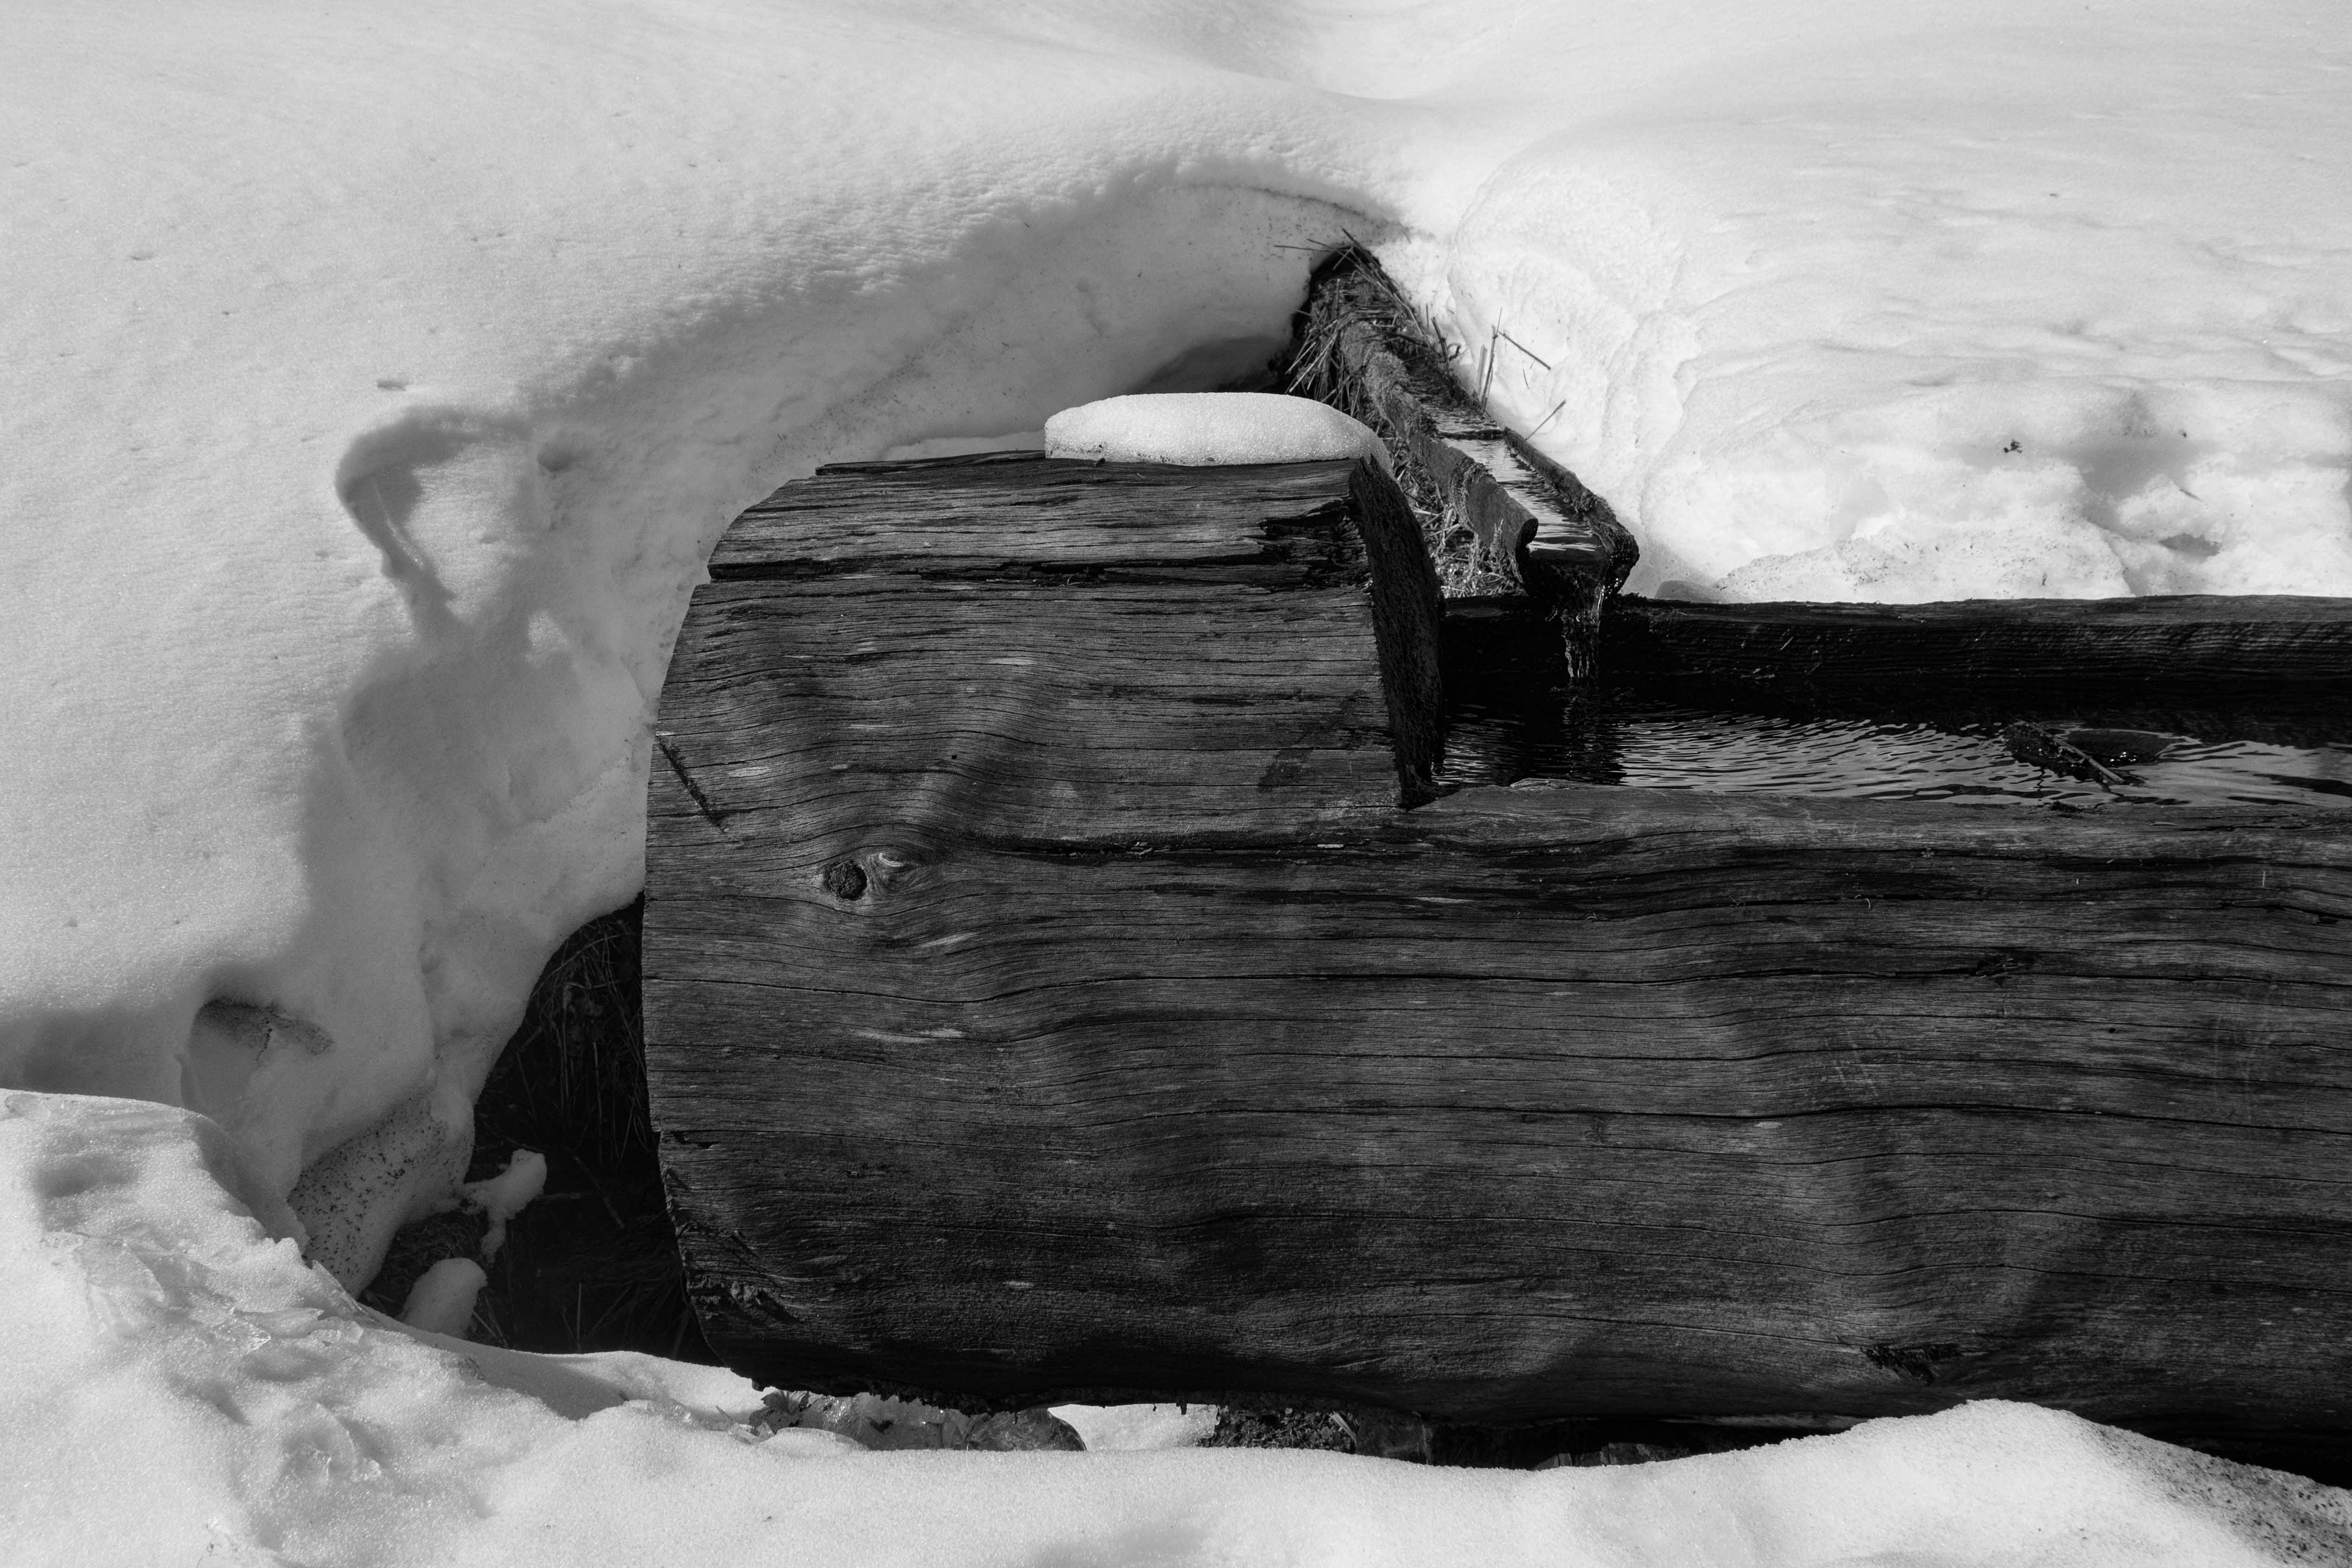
[654,733,732,838]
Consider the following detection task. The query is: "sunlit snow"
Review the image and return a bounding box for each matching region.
[1046,391,1390,468]
[2,0,2347,1560]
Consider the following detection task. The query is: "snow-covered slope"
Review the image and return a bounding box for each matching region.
[2,1,2347,1555]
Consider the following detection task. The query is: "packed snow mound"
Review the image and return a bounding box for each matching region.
[6,1089,2349,1567]
[1369,0,2352,603]
[1046,392,1391,469]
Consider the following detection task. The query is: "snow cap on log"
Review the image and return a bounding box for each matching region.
[1046,392,1390,472]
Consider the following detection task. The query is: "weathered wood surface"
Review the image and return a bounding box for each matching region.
[650,775,2352,1428]
[1291,248,1639,614]
[678,455,1444,827]
[1605,593,2352,704]
[648,455,2352,1431]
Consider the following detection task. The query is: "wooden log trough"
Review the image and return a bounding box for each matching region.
[644,255,2352,1452]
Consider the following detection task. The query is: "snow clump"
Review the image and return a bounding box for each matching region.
[1046,392,1391,469]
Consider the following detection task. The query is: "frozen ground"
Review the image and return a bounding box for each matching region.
[2,1,2348,1560]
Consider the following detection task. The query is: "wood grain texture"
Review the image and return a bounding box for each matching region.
[648,456,2352,1429]
[1604,593,2352,703]
[673,455,1443,833]
[650,778,2352,1426]
[716,452,1366,579]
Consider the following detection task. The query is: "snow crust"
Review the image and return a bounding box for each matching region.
[7,1090,2349,1567]
[1046,392,1390,468]
[3,0,2349,1551]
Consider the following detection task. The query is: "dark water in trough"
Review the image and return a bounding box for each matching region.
[1439,610,2352,809]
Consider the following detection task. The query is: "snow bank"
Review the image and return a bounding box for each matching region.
[1046,391,1390,468]
[1372,0,2352,603]
[7,1090,2348,1567]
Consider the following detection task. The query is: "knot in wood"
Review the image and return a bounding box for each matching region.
[820,859,868,901]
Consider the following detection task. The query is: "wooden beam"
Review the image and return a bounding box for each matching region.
[650,777,2352,1427]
